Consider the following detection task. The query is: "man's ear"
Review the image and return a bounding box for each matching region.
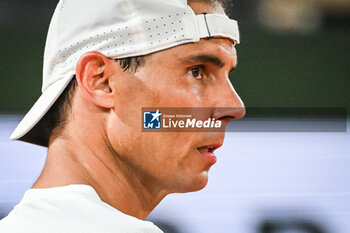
[76,51,114,109]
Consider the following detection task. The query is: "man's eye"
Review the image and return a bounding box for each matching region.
[189,66,203,80]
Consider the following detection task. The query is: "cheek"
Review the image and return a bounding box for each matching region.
[191,87,203,102]
[106,112,212,193]
[140,65,206,106]
[106,70,210,182]
[153,78,206,107]
[106,114,199,175]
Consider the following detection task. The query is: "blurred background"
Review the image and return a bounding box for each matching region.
[0,0,349,233]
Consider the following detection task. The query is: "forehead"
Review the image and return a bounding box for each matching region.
[144,37,237,72]
[159,37,237,61]
[188,0,225,14]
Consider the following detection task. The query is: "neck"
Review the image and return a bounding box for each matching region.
[32,126,167,220]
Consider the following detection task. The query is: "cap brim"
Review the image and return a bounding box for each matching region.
[10,74,74,143]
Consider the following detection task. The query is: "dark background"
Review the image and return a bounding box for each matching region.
[0,0,349,115]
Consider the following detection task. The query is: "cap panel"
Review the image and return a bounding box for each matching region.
[45,0,240,92]
[55,0,196,59]
[42,1,62,91]
[204,14,240,43]
[10,74,74,141]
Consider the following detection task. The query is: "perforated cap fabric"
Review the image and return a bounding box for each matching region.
[10,0,241,146]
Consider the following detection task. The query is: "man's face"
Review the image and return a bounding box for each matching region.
[106,2,245,193]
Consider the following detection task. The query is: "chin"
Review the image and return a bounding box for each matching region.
[176,172,210,193]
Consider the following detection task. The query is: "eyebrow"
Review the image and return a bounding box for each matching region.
[181,54,237,73]
[181,54,225,68]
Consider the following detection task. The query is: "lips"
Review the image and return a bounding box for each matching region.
[196,143,222,164]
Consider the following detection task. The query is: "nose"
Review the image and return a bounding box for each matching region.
[211,79,245,125]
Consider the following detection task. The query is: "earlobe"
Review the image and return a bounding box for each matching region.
[76,51,115,109]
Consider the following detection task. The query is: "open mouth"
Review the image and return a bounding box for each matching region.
[197,146,215,153]
[197,143,222,153]
[196,144,222,164]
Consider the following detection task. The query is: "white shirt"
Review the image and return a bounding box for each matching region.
[0,184,163,233]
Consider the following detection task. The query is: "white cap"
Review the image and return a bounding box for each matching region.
[11,0,240,146]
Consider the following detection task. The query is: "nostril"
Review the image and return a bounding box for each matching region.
[218,116,235,122]
[212,107,245,122]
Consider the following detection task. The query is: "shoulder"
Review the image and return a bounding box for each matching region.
[0,186,162,233]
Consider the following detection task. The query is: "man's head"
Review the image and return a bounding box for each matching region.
[11,0,244,194]
[33,0,235,144]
